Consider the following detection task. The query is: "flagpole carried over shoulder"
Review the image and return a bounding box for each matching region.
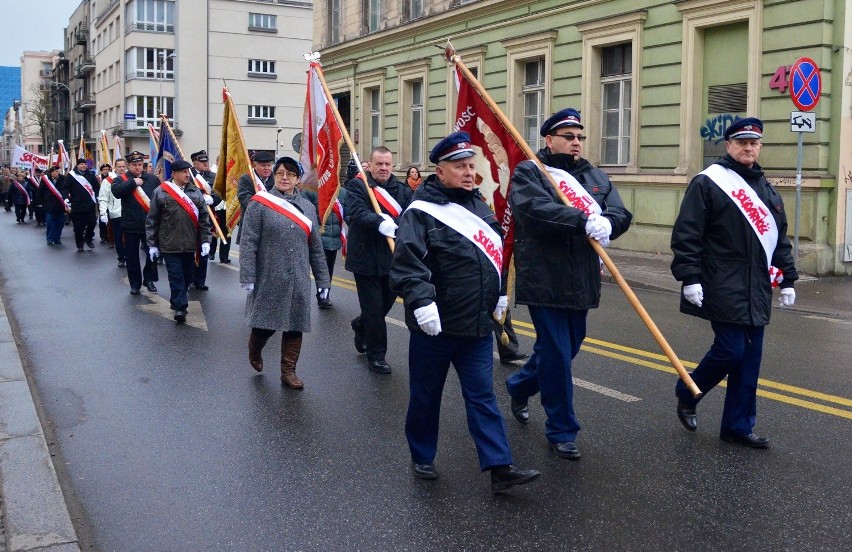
[307,57,395,253]
[445,42,701,398]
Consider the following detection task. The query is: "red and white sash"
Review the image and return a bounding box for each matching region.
[118,173,151,212]
[372,185,402,217]
[251,191,312,238]
[702,164,783,286]
[542,165,601,216]
[407,200,504,283]
[332,198,348,257]
[12,180,30,206]
[28,175,40,189]
[69,171,97,204]
[42,175,66,206]
[161,181,200,229]
[193,171,212,195]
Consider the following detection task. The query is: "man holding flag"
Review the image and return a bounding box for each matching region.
[504,108,632,460]
[66,158,100,252]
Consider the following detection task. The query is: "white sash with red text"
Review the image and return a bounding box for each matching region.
[12,180,30,206]
[251,191,312,238]
[120,173,151,212]
[161,181,200,228]
[542,165,602,216]
[407,200,503,284]
[69,171,97,204]
[372,185,402,217]
[42,175,66,207]
[702,163,783,286]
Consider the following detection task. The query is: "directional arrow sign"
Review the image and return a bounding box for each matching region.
[124,277,208,330]
[790,111,816,133]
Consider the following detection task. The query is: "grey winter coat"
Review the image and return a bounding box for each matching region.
[239,188,331,332]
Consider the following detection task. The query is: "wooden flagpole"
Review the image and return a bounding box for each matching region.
[447,45,701,398]
[309,60,395,253]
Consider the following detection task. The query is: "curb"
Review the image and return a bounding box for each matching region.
[0,296,81,552]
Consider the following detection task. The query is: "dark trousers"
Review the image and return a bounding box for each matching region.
[110,217,126,261]
[194,254,207,285]
[98,219,108,241]
[162,252,196,311]
[494,309,522,359]
[33,204,44,225]
[210,209,230,261]
[123,232,158,290]
[352,273,397,362]
[45,211,65,243]
[676,321,765,437]
[14,204,27,222]
[406,332,513,471]
[506,306,587,443]
[70,209,97,248]
[324,249,338,277]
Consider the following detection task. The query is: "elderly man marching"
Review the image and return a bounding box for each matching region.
[146,160,212,324]
[390,131,540,493]
[671,117,798,448]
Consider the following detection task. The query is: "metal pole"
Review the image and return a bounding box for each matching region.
[793,130,803,262]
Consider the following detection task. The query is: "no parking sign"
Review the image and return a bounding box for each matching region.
[789,57,821,111]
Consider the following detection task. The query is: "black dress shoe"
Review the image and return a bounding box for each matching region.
[187,283,196,291]
[86,240,95,249]
[720,432,770,449]
[412,463,438,480]
[677,400,698,432]
[317,298,332,309]
[549,441,581,459]
[220,259,231,264]
[510,398,530,424]
[174,310,187,324]
[195,284,209,291]
[118,260,126,267]
[500,351,530,364]
[490,465,540,493]
[130,288,141,295]
[77,247,84,253]
[144,282,157,293]
[351,320,367,353]
[368,359,392,374]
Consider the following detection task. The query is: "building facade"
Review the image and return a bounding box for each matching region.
[313,0,852,275]
[19,51,62,155]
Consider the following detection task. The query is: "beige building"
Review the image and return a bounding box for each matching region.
[20,51,61,154]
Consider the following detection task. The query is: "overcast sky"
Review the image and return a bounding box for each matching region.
[0,0,73,66]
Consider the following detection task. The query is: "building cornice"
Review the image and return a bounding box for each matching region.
[575,10,648,34]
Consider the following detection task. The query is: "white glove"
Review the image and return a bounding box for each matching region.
[64,199,71,209]
[779,288,796,307]
[683,283,703,307]
[378,214,398,238]
[100,214,108,224]
[585,214,612,242]
[203,194,214,206]
[134,177,144,185]
[201,242,210,256]
[493,295,508,321]
[413,302,442,336]
[317,288,329,300]
[241,282,254,293]
[148,247,159,262]
[108,171,117,179]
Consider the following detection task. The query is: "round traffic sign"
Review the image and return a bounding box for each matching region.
[789,57,821,111]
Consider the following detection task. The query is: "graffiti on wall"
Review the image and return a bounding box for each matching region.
[700,114,742,145]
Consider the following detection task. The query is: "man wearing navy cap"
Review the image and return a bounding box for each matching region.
[390,131,540,493]
[236,150,275,245]
[344,146,412,374]
[66,158,100,252]
[671,117,798,448]
[505,108,632,460]
[192,149,230,265]
[187,149,221,290]
[146,159,211,324]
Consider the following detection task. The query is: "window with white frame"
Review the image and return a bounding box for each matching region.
[129,0,174,32]
[248,59,276,77]
[366,0,381,33]
[600,44,632,165]
[409,79,424,164]
[369,88,381,149]
[522,58,546,150]
[248,105,276,122]
[249,12,277,31]
[130,95,173,128]
[125,47,174,80]
[329,0,342,44]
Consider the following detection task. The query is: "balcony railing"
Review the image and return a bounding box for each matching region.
[126,21,175,35]
[39,69,55,78]
[75,29,89,45]
[119,121,181,138]
[74,95,96,111]
[93,0,119,25]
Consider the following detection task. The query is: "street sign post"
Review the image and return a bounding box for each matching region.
[788,57,821,262]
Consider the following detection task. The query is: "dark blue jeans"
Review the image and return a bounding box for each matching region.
[677,321,765,437]
[406,332,513,471]
[506,306,587,443]
[44,211,65,243]
[162,252,196,311]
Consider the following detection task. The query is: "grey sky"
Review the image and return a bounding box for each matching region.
[0,0,75,66]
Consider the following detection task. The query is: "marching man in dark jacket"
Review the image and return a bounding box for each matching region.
[671,117,798,448]
[344,146,413,374]
[111,151,161,295]
[66,159,100,252]
[505,108,632,460]
[390,131,540,493]
[38,165,68,246]
[146,160,212,324]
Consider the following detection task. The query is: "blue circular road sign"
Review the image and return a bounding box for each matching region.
[789,57,821,112]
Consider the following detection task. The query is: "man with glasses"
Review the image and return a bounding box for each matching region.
[504,108,632,460]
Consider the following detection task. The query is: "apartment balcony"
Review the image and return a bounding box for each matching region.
[118,121,181,138]
[74,95,96,111]
[75,29,89,46]
[39,69,55,78]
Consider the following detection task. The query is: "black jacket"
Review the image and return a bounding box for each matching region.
[111,171,161,234]
[37,175,68,213]
[343,173,413,276]
[671,155,798,326]
[66,169,100,213]
[235,171,274,244]
[390,176,503,338]
[510,149,632,309]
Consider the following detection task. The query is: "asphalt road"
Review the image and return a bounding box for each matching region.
[1,213,850,551]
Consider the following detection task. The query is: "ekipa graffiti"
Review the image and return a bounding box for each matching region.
[700,114,742,145]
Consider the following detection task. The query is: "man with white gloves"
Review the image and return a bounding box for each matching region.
[145,159,212,324]
[343,146,413,374]
[505,108,632,461]
[671,117,798,448]
[390,131,540,494]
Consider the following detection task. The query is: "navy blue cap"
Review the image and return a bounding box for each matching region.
[724,117,763,141]
[540,108,583,136]
[429,131,475,164]
[76,158,87,165]
[126,151,145,163]
[252,151,275,163]
[171,160,192,172]
[190,150,208,162]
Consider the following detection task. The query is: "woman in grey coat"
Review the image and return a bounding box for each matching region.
[239,157,331,388]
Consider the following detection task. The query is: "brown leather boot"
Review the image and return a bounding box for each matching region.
[281,334,304,389]
[248,331,270,372]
